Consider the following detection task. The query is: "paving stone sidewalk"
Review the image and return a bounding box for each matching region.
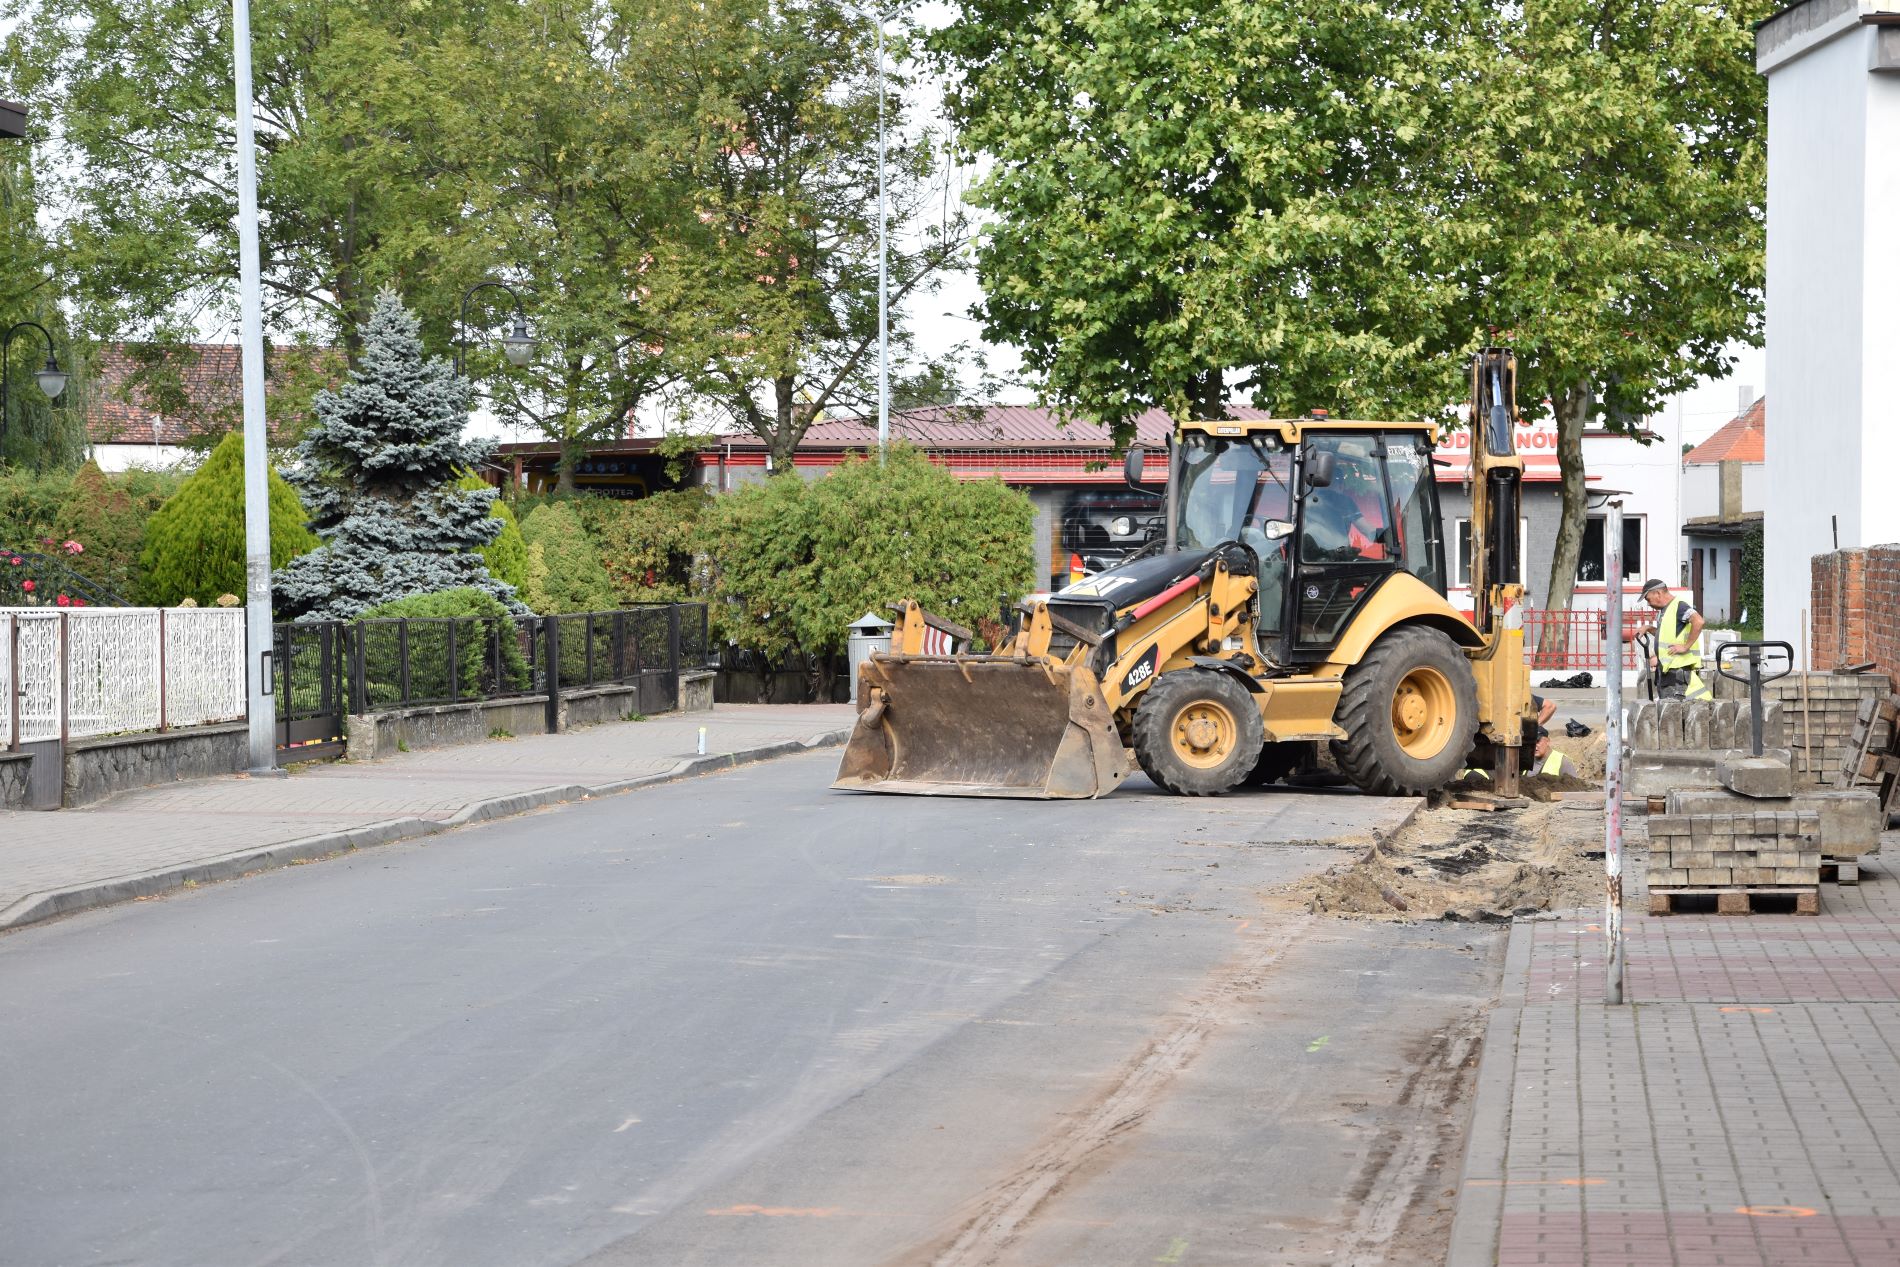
[0,703,854,931]
[1452,823,1900,1266]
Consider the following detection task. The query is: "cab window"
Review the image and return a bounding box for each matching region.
[1298,436,1393,565]
[1384,438,1445,593]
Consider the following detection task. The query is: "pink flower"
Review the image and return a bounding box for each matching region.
[7,556,19,566]
[21,580,34,592]
[72,598,86,607]
[55,594,70,607]
[62,540,82,555]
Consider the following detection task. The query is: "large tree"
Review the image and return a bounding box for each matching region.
[663,0,968,471]
[1,0,492,359]
[932,0,1471,436]
[273,291,519,619]
[0,151,89,470]
[430,0,684,493]
[1436,0,1769,626]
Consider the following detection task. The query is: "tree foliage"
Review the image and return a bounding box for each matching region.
[1434,0,1770,622]
[662,0,967,471]
[458,473,527,591]
[574,489,710,605]
[518,500,617,615]
[274,292,519,619]
[700,446,1033,669]
[932,0,1467,434]
[137,430,318,606]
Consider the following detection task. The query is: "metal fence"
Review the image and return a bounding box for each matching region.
[1521,607,1660,671]
[3,607,247,747]
[276,603,711,759]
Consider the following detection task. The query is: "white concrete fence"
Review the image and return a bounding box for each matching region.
[2,608,247,747]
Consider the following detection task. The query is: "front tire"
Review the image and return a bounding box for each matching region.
[1132,669,1265,796]
[1330,626,1478,796]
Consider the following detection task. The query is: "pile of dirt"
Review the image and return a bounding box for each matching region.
[1287,792,1608,923]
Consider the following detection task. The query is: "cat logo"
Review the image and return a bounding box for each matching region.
[1122,646,1160,694]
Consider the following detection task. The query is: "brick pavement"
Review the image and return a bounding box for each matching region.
[1453,821,1900,1266]
[0,703,853,928]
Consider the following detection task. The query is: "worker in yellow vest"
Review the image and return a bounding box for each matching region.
[1638,578,1709,700]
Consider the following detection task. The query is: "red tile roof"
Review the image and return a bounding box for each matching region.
[86,343,342,446]
[1684,397,1764,465]
[718,404,1278,450]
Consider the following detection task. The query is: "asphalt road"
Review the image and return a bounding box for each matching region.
[0,752,1502,1267]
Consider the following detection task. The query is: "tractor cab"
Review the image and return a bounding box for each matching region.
[1126,418,1448,666]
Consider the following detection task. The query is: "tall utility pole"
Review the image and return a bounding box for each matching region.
[232,0,276,774]
[875,8,889,463]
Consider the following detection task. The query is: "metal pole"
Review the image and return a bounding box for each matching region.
[875,9,888,464]
[232,0,277,774]
[1604,498,1626,1005]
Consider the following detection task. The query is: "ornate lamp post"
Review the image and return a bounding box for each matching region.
[0,320,69,445]
[455,281,534,376]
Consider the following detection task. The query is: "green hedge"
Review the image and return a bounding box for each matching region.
[358,587,531,706]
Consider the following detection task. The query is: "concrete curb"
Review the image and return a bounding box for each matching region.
[0,726,854,935]
[1443,912,1542,1267]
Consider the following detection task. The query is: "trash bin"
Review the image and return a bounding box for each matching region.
[846,610,894,704]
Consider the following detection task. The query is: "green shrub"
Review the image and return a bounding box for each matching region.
[357,587,531,705]
[139,431,318,606]
[0,466,73,549]
[1739,522,1764,627]
[51,462,145,600]
[575,489,709,604]
[518,500,616,614]
[699,445,1035,662]
[458,473,528,590]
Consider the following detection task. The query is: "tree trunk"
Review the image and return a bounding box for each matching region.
[1539,385,1594,659]
[1189,368,1224,420]
[767,375,801,474]
[557,435,579,495]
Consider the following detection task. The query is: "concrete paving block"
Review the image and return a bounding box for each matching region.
[1688,867,1732,885]
[1712,700,1742,750]
[1764,701,1788,749]
[1663,787,1882,855]
[1718,754,1796,798]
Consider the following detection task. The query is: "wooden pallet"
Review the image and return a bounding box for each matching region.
[1837,695,1900,822]
[1648,886,1820,916]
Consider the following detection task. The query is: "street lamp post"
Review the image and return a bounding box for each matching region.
[0,320,69,445]
[231,0,277,776]
[455,281,534,377]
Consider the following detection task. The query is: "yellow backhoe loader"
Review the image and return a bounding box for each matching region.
[834,350,1535,799]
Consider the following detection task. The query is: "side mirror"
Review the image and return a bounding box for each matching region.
[1123,445,1146,486]
[1303,449,1336,489]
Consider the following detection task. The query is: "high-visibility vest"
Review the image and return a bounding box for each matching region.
[1540,750,1566,777]
[1658,598,1699,670]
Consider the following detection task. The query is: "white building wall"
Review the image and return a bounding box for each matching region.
[1759,7,1900,646]
[89,443,193,472]
[1585,430,1682,588]
[1681,462,1768,521]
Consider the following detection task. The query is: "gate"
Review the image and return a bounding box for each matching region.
[276,621,348,761]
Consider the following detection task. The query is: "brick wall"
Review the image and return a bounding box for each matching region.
[1812,545,1900,686]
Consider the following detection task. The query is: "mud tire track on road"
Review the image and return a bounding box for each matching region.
[893,918,1317,1267]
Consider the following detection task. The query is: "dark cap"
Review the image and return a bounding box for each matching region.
[1640,578,1669,598]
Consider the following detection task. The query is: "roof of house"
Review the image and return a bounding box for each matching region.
[1683,397,1764,465]
[86,342,342,446]
[715,404,1278,451]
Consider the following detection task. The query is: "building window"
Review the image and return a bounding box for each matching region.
[1452,517,1530,588]
[1577,514,1643,583]
[1708,547,1718,579]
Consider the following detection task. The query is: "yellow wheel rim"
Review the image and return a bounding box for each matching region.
[1392,666,1456,760]
[1172,699,1238,769]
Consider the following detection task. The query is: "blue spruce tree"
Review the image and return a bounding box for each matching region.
[274,291,525,619]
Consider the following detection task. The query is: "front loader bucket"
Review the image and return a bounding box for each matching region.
[833,655,1131,799]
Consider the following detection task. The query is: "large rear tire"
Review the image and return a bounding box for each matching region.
[1330,626,1478,796]
[1132,669,1265,796]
